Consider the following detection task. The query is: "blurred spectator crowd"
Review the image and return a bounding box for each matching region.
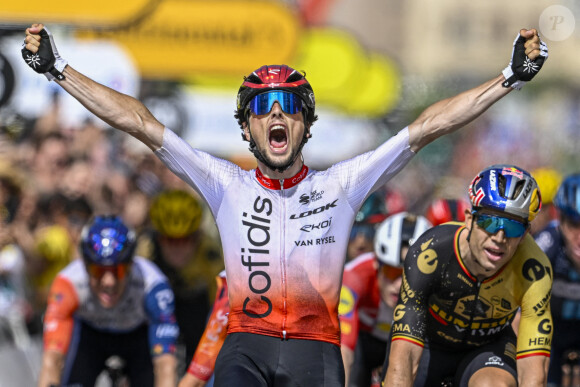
[0,98,224,348]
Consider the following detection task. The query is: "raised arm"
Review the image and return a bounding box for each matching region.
[23,24,165,151]
[408,28,547,152]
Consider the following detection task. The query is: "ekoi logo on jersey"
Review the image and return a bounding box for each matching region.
[240,196,274,319]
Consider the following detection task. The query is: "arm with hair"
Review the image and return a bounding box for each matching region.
[38,350,65,387]
[23,24,164,151]
[383,340,424,387]
[407,29,545,153]
[517,356,550,387]
[153,354,178,387]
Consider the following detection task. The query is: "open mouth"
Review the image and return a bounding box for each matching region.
[269,124,288,151]
[484,247,504,262]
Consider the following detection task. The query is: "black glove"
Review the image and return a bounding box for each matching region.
[21,27,67,81]
[502,32,548,90]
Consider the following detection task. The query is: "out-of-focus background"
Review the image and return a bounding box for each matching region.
[0,0,578,384]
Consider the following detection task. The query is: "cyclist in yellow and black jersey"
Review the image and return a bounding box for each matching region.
[394,222,551,352]
[383,165,552,387]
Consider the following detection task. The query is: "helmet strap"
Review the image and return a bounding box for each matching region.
[466,217,475,243]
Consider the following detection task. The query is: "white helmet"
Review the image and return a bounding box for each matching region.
[374,212,432,267]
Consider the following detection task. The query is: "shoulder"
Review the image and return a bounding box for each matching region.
[133,257,169,290]
[511,235,552,285]
[58,259,88,283]
[515,234,552,266]
[326,127,413,174]
[404,223,463,281]
[156,128,248,177]
[409,222,462,254]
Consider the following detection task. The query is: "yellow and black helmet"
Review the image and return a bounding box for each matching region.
[150,190,203,238]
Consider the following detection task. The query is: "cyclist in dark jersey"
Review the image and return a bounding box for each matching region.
[383,165,552,387]
[23,24,547,387]
[340,212,431,386]
[38,216,179,387]
[534,173,580,386]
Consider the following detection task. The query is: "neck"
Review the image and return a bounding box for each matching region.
[256,154,304,180]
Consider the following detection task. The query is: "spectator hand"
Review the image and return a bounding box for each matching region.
[21,24,67,81]
[502,28,548,90]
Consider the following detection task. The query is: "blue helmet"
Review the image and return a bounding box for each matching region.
[468,164,541,222]
[81,215,136,266]
[554,173,580,222]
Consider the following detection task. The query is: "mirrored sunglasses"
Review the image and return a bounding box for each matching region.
[474,213,527,238]
[379,264,403,281]
[248,91,303,115]
[86,262,130,280]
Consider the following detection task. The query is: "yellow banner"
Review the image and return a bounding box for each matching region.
[76,0,300,78]
[0,0,159,27]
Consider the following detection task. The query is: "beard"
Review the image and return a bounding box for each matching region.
[251,141,302,173]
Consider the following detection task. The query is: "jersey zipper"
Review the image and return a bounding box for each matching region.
[280,179,288,339]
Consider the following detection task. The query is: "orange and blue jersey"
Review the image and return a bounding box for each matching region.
[43,257,178,356]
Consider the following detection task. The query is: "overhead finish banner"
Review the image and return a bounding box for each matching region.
[76,0,300,79]
[0,0,159,27]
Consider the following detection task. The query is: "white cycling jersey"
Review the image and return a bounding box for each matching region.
[155,127,414,345]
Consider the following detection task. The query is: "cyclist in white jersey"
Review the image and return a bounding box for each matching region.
[22,24,547,386]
